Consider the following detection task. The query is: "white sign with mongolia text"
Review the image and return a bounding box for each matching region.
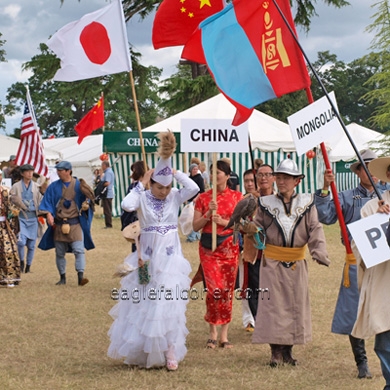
[287,91,343,156]
[180,119,248,153]
[348,212,390,268]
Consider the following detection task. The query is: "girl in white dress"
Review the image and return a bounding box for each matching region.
[108,133,199,371]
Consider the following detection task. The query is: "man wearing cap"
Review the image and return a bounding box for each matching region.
[242,159,330,366]
[3,155,20,185]
[101,161,115,229]
[352,156,390,390]
[10,164,43,273]
[38,161,95,286]
[315,149,380,379]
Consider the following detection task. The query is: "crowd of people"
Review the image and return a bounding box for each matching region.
[0,157,100,287]
[2,146,390,388]
[107,147,390,389]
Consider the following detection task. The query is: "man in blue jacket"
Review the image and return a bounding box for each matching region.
[39,161,94,286]
[315,149,380,379]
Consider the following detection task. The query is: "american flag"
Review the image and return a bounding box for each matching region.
[15,89,49,177]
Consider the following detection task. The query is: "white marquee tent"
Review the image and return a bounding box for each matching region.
[142,94,296,152]
[107,94,315,216]
[0,134,61,164]
[327,122,383,162]
[42,134,103,186]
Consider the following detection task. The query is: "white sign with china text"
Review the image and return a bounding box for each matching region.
[180,119,248,152]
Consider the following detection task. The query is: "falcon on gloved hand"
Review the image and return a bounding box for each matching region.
[223,193,258,244]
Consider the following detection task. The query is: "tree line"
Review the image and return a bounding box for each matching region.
[1,0,390,139]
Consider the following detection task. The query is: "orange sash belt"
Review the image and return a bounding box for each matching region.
[264,244,307,262]
[343,253,357,288]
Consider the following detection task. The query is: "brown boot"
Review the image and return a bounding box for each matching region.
[282,345,298,366]
[270,344,284,367]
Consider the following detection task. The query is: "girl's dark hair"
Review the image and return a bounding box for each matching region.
[131,161,147,181]
[210,160,231,176]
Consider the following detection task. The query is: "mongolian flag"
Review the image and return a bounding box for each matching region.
[182,0,311,125]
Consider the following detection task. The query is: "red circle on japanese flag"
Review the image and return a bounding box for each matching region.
[80,22,111,64]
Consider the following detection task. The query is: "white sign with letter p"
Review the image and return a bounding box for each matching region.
[348,212,390,268]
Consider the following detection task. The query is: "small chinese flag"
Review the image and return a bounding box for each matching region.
[152,0,224,49]
[75,96,104,144]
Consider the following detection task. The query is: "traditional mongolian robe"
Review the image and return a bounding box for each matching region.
[352,191,390,340]
[10,179,43,266]
[315,184,379,335]
[107,171,198,368]
[38,178,94,251]
[252,193,329,345]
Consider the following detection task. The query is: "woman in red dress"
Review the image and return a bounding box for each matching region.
[193,160,243,349]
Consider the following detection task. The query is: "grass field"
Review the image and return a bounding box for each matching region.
[0,215,385,390]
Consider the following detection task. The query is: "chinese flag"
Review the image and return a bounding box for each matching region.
[152,0,224,49]
[75,97,104,144]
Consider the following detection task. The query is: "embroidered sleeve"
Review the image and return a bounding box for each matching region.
[174,170,200,204]
[121,181,144,212]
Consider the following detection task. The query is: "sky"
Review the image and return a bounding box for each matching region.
[0,0,379,136]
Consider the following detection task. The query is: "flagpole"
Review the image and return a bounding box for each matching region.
[272,0,373,255]
[248,134,258,190]
[212,152,217,252]
[128,70,147,171]
[271,0,382,201]
[101,91,105,132]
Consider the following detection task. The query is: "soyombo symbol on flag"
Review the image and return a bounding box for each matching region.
[182,0,311,125]
[47,0,131,82]
[152,0,224,49]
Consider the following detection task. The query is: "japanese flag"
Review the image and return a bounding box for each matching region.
[47,0,132,82]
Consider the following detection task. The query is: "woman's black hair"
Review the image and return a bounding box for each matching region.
[131,160,147,181]
[210,160,231,176]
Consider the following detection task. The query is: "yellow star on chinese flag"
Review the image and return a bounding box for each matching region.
[199,0,211,8]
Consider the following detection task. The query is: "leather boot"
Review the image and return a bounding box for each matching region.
[270,344,284,367]
[56,273,66,285]
[349,335,372,379]
[282,345,298,366]
[78,271,89,286]
[20,261,25,273]
[25,264,31,273]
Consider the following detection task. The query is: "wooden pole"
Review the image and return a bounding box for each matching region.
[128,70,147,172]
[212,153,217,251]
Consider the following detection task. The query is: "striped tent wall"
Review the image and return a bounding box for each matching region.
[218,149,317,194]
[109,150,318,217]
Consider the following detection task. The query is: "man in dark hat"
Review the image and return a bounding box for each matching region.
[10,164,43,273]
[3,155,20,184]
[315,149,380,379]
[38,161,95,286]
[242,159,330,367]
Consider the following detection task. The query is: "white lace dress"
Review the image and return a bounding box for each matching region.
[107,171,199,368]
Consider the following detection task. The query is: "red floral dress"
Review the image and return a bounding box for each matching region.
[194,187,243,325]
[0,187,21,285]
